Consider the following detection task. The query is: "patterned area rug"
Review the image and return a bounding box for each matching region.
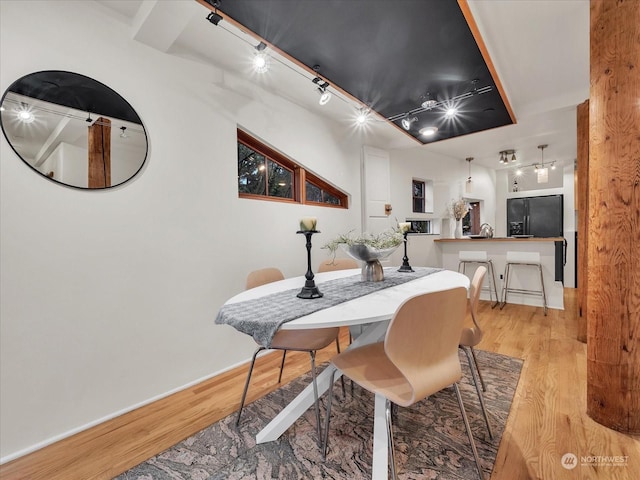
[117,350,522,480]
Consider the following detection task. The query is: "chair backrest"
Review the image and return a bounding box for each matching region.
[317,257,359,273]
[245,267,285,290]
[466,266,487,340]
[384,287,467,406]
[469,266,487,318]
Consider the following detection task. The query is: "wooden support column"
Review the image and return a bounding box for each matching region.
[587,0,640,433]
[576,99,589,343]
[88,117,111,188]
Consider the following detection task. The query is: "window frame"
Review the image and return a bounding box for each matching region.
[412,179,425,213]
[237,129,348,209]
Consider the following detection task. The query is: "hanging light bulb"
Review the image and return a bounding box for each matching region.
[465,157,473,194]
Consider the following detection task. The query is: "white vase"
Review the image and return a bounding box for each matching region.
[454,219,463,238]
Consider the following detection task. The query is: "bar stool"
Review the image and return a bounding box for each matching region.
[500,251,548,315]
[458,250,499,308]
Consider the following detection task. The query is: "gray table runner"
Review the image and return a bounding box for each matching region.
[215,267,441,347]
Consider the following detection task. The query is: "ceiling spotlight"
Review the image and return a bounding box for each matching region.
[253,52,269,73]
[419,126,438,136]
[312,77,331,105]
[421,92,437,110]
[356,108,370,125]
[252,42,269,73]
[17,108,34,123]
[401,115,418,131]
[516,168,523,176]
[318,88,332,105]
[312,66,331,105]
[445,107,457,118]
[499,149,515,164]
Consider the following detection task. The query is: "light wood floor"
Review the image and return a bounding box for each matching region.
[1,289,638,479]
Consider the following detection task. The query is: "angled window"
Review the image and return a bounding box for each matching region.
[237,129,348,208]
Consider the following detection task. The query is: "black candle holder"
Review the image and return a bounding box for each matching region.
[398,231,414,272]
[296,230,323,299]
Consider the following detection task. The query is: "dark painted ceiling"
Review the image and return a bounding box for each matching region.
[6,70,143,125]
[213,0,514,144]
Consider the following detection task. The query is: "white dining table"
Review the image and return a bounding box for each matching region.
[222,267,470,479]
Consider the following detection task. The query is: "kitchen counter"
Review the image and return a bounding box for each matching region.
[435,237,565,310]
[435,237,564,243]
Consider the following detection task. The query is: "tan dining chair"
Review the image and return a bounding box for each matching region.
[317,257,358,273]
[460,266,494,440]
[322,287,484,480]
[236,267,341,447]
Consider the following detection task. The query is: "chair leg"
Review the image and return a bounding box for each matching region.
[470,346,487,392]
[385,398,397,480]
[453,383,485,480]
[277,350,287,383]
[236,346,265,426]
[463,347,493,440]
[309,351,323,448]
[322,368,337,460]
[336,337,346,398]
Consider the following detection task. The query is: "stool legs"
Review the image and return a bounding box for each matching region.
[487,260,499,308]
[459,260,499,307]
[537,264,548,315]
[500,262,547,316]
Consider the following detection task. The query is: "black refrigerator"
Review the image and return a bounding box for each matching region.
[507,194,563,237]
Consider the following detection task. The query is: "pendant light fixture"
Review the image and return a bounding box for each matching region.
[498,149,516,164]
[465,157,473,194]
[537,144,549,183]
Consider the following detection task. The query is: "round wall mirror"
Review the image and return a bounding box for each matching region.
[0,70,148,189]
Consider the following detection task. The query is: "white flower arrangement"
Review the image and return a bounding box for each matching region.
[449,198,469,220]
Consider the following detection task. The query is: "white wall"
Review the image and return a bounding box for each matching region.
[387,149,497,268]
[0,0,361,461]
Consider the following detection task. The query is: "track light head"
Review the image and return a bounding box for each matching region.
[317,88,331,105]
[312,76,331,105]
[400,115,418,131]
[206,11,223,25]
